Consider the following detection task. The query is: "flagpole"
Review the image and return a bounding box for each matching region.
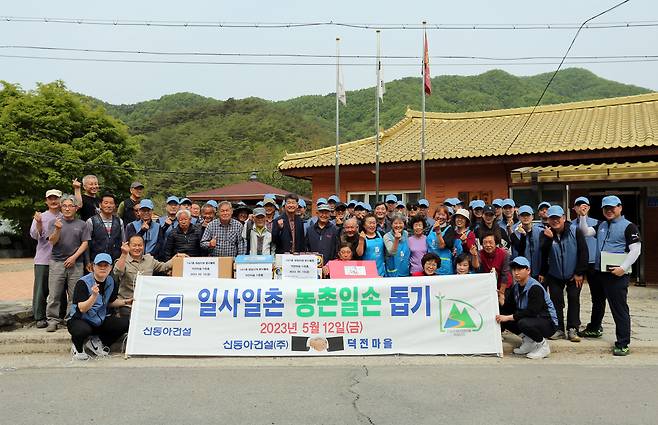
[375,30,381,202]
[335,37,341,196]
[420,21,427,199]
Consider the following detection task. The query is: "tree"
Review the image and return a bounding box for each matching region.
[0,81,141,236]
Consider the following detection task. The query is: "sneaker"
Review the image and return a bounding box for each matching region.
[567,328,581,342]
[579,327,603,338]
[548,330,565,340]
[613,344,630,356]
[71,345,89,361]
[45,322,58,332]
[35,320,48,329]
[513,335,536,355]
[526,339,551,359]
[85,336,110,357]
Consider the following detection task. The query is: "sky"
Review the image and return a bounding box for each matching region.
[1,0,656,104]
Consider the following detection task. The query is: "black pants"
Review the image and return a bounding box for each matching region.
[67,316,130,352]
[545,275,581,332]
[587,271,631,347]
[502,317,556,342]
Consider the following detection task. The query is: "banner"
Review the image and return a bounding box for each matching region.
[126,273,502,356]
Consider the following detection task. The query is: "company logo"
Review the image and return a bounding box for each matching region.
[155,294,183,321]
[436,295,483,332]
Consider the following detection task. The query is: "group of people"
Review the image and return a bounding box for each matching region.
[30,174,641,360]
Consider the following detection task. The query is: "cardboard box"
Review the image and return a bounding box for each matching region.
[171,256,234,278]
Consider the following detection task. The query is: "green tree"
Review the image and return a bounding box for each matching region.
[0,81,141,236]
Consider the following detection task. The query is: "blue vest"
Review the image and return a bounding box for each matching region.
[513,224,543,278]
[595,216,632,271]
[385,231,411,277]
[89,214,123,261]
[582,216,598,264]
[513,277,558,327]
[131,219,161,255]
[547,223,579,281]
[453,229,472,256]
[158,216,178,239]
[69,273,114,327]
[363,234,386,277]
[427,225,453,275]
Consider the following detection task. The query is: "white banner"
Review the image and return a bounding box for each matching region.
[126,274,502,356]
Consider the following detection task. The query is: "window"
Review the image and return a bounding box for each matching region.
[511,186,566,210]
[347,191,420,206]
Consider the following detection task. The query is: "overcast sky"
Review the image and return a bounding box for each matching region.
[1,0,656,104]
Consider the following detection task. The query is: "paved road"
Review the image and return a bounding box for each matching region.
[1,354,657,425]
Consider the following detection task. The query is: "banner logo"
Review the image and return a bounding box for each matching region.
[437,295,483,332]
[155,294,183,321]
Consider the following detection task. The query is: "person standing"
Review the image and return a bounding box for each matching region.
[572,196,599,291]
[45,194,90,332]
[356,214,386,277]
[510,205,543,279]
[117,181,144,226]
[73,175,101,222]
[86,193,125,265]
[305,204,338,264]
[242,208,274,256]
[272,194,305,254]
[164,209,205,259]
[200,201,246,257]
[578,196,641,356]
[29,189,63,328]
[384,214,411,277]
[125,199,163,257]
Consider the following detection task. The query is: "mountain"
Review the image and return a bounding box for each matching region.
[81,68,651,198]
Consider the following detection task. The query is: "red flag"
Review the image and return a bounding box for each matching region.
[423,33,431,95]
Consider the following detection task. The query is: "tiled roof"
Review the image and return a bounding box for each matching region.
[511,161,658,184]
[279,93,658,171]
[187,180,289,200]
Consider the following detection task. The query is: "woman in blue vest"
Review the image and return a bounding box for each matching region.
[383,214,411,277]
[356,214,386,277]
[426,205,456,275]
[67,253,131,360]
[497,256,558,359]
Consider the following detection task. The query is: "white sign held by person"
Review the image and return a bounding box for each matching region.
[126,273,503,357]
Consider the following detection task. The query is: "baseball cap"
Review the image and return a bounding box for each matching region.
[472,200,485,209]
[510,256,531,268]
[492,199,503,207]
[255,201,264,207]
[179,197,192,205]
[483,205,495,215]
[298,199,306,208]
[347,200,357,208]
[130,181,144,189]
[328,195,340,203]
[396,200,405,208]
[166,196,180,205]
[335,202,347,211]
[454,209,470,221]
[417,199,430,208]
[93,253,113,265]
[263,197,277,206]
[45,189,62,198]
[538,201,551,210]
[264,193,276,200]
[315,197,327,206]
[317,203,332,212]
[139,199,154,210]
[444,198,455,206]
[354,202,365,211]
[363,202,373,212]
[547,205,565,217]
[502,198,515,208]
[518,205,534,215]
[206,200,218,209]
[253,207,266,217]
[385,194,398,203]
[601,195,622,208]
[574,196,590,206]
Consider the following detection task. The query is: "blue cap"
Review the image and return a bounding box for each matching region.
[328,195,340,203]
[363,202,372,212]
[385,194,398,203]
[518,205,534,215]
[468,200,476,208]
[502,198,515,208]
[347,199,357,208]
[354,202,366,211]
[139,199,154,210]
[315,197,327,206]
[492,198,503,207]
[447,206,454,215]
[317,203,332,212]
[538,201,551,210]
[396,200,405,208]
[444,198,455,206]
[93,253,113,265]
[453,198,463,206]
[255,201,264,207]
[472,200,486,209]
[166,196,180,205]
[298,199,306,208]
[574,196,590,206]
[205,200,218,209]
[264,193,276,199]
[510,256,531,268]
[418,199,429,207]
[547,205,564,217]
[179,197,192,205]
[601,195,622,208]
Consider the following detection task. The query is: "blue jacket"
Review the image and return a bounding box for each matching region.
[540,222,588,281]
[69,273,114,327]
[511,224,543,278]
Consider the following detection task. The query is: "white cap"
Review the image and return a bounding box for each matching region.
[45,189,62,198]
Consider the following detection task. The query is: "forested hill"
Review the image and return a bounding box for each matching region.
[84,68,651,196]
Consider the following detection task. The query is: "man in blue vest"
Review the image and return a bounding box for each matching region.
[125,199,163,258]
[572,196,599,297]
[510,205,542,279]
[496,256,558,359]
[86,193,125,268]
[578,195,641,356]
[539,205,588,342]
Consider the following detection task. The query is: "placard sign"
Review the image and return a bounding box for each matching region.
[281,254,319,279]
[182,258,219,278]
[327,260,379,279]
[235,263,274,280]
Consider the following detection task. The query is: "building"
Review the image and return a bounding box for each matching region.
[187,174,307,206]
[279,93,658,284]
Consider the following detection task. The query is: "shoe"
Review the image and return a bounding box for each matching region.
[85,336,110,357]
[578,327,603,338]
[526,339,551,359]
[612,344,630,356]
[71,344,89,361]
[513,335,536,355]
[35,320,48,329]
[548,330,565,340]
[45,322,58,332]
[567,328,581,342]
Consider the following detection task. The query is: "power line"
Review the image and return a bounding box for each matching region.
[1,16,657,30]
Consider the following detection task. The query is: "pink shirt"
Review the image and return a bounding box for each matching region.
[29,210,61,265]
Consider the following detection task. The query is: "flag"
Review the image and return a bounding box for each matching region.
[423,33,431,95]
[337,63,347,106]
[377,59,386,101]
